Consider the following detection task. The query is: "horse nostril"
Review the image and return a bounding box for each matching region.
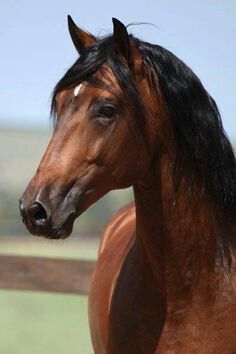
[29,202,48,225]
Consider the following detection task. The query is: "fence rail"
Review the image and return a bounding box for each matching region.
[0,255,96,295]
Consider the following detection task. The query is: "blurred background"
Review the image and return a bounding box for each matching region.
[0,1,235,353]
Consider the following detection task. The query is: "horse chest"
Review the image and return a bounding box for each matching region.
[106,246,166,354]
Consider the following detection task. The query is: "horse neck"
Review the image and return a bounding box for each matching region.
[133,151,226,304]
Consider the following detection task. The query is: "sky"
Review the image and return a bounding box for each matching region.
[0,0,235,138]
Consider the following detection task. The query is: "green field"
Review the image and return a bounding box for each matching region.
[0,291,92,354]
[0,238,99,354]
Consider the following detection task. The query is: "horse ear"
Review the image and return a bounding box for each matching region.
[112,18,131,64]
[67,15,96,54]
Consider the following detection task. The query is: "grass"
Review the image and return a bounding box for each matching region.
[0,238,98,354]
[0,236,99,260]
[0,291,93,354]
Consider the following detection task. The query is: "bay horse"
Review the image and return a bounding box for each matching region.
[20,17,236,353]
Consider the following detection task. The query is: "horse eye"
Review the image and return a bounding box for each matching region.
[97,105,117,119]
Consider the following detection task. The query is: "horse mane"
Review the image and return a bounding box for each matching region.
[51,33,236,222]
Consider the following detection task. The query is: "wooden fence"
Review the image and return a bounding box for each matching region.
[0,255,96,295]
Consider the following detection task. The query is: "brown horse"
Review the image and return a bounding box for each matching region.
[20,17,236,353]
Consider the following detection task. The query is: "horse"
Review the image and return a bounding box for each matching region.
[19,16,236,353]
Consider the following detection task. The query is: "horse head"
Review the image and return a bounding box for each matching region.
[19,18,161,239]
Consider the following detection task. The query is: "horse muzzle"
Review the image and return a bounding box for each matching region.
[19,181,83,239]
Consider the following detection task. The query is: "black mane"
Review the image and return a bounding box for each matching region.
[51,34,236,220]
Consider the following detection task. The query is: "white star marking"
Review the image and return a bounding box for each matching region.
[74,83,83,97]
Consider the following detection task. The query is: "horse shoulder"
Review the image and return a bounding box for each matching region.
[88,201,136,354]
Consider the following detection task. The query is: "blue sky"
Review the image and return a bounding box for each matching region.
[0,0,235,138]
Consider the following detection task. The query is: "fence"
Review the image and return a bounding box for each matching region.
[0,255,96,295]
